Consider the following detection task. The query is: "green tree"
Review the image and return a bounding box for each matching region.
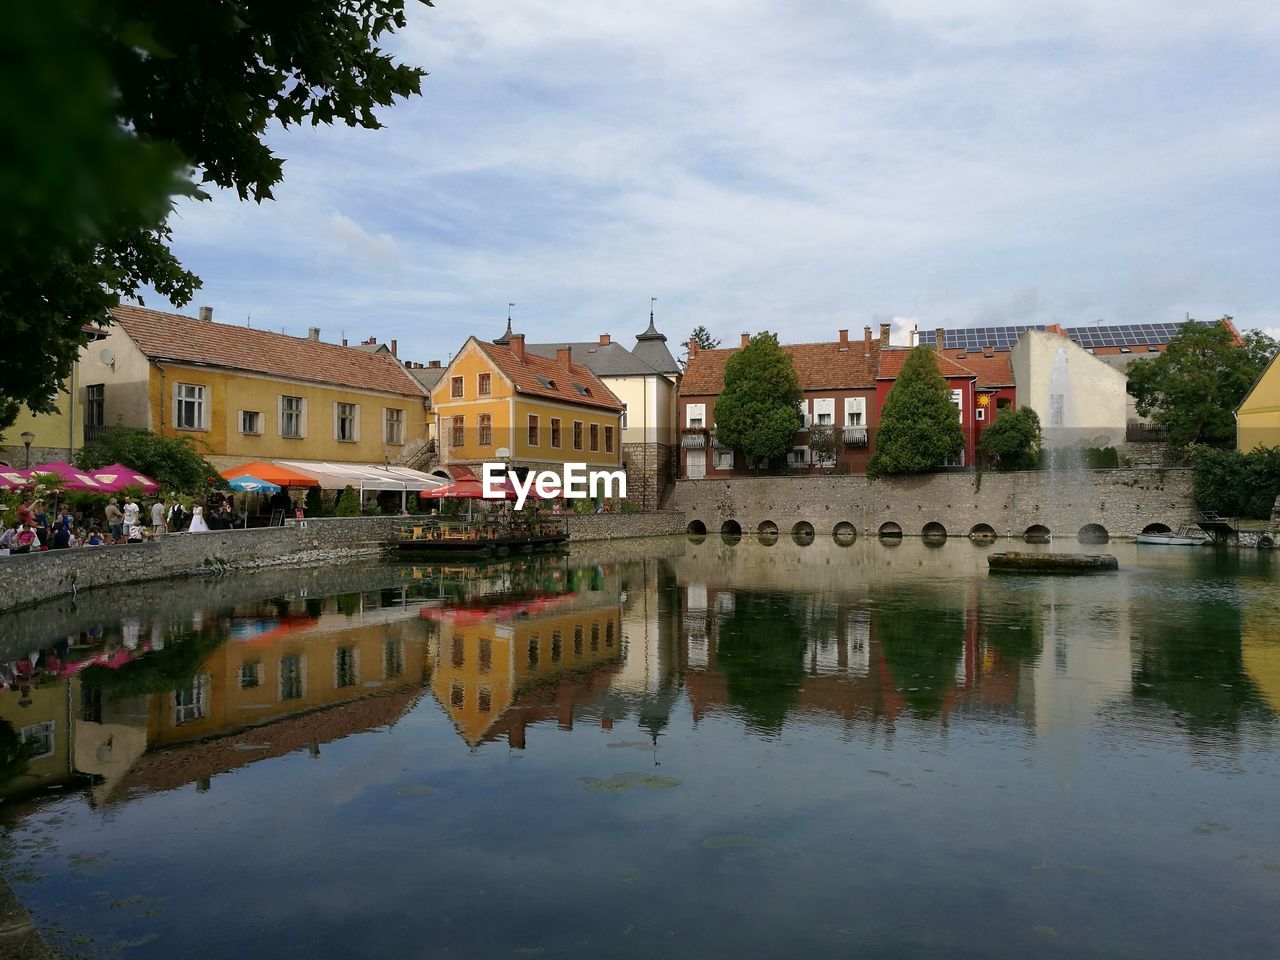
[807,422,840,470]
[978,407,1042,471]
[1126,321,1278,448]
[713,333,802,467]
[335,485,362,517]
[680,325,721,366]
[1192,445,1280,519]
[74,425,220,492]
[868,347,964,477]
[0,1,430,430]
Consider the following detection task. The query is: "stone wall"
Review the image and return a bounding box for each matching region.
[669,468,1195,541]
[621,441,674,511]
[565,510,686,541]
[0,444,72,469]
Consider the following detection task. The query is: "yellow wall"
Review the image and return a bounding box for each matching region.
[144,363,427,464]
[606,374,678,447]
[432,340,622,467]
[0,680,72,799]
[0,377,83,463]
[1238,357,1280,452]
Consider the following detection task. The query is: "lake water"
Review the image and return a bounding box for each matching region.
[1,536,1278,959]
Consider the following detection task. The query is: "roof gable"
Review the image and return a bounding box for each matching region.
[455,339,623,411]
[110,305,425,397]
[877,348,977,381]
[681,340,881,396]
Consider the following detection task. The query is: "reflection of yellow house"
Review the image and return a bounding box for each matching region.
[1243,604,1280,713]
[431,335,623,474]
[146,612,427,747]
[1237,352,1280,452]
[73,304,430,472]
[0,679,72,798]
[428,603,623,746]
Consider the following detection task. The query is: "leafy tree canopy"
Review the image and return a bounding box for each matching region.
[0,1,431,430]
[1191,445,1280,520]
[868,347,964,477]
[807,422,840,469]
[1126,321,1278,448]
[680,325,721,368]
[978,406,1042,471]
[713,333,803,465]
[74,425,222,492]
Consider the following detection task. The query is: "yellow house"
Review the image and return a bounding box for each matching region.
[431,334,624,474]
[1237,351,1280,452]
[73,304,430,472]
[0,379,84,468]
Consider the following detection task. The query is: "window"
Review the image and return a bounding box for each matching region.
[450,683,464,708]
[280,655,305,700]
[477,373,491,396]
[240,410,262,435]
[791,447,808,465]
[604,425,614,453]
[478,413,492,446]
[950,389,964,422]
[686,403,705,429]
[620,403,629,429]
[281,395,304,438]
[605,621,615,647]
[335,402,358,442]
[384,408,404,444]
[176,383,206,431]
[845,397,866,427]
[21,721,55,760]
[239,662,263,689]
[528,636,539,667]
[335,646,358,688]
[573,625,584,656]
[589,423,599,452]
[478,637,492,673]
[551,418,562,448]
[451,636,465,668]
[478,687,492,713]
[451,376,464,398]
[85,384,105,428]
[817,412,833,425]
[173,674,210,725]
[528,414,539,446]
[590,623,600,652]
[976,407,986,421]
[715,450,734,470]
[451,415,465,447]
[384,640,404,679]
[573,420,584,450]
[551,630,562,662]
[813,397,835,426]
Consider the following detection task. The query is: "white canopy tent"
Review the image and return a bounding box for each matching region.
[275,460,447,511]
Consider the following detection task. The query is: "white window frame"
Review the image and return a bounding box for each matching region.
[812,397,835,426]
[796,399,811,428]
[950,389,964,422]
[976,407,986,421]
[334,402,360,443]
[844,396,866,426]
[685,403,705,429]
[686,448,707,479]
[715,449,734,470]
[790,446,810,466]
[279,654,308,701]
[280,395,306,439]
[174,382,207,431]
[239,661,264,689]
[238,410,262,435]
[334,646,360,688]
[384,407,405,445]
[21,721,55,760]
[173,674,210,726]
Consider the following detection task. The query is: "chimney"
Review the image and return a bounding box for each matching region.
[935,327,945,351]
[740,332,750,348]
[1045,323,1066,337]
[864,326,873,352]
[600,333,611,345]
[879,322,891,345]
[983,344,994,358]
[510,333,526,361]
[342,338,348,347]
[198,306,213,322]
[429,359,441,368]
[307,327,320,341]
[838,329,849,350]
[688,340,699,358]
[390,339,398,357]
[556,345,573,368]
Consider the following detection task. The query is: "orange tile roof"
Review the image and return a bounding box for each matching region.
[680,340,882,396]
[877,348,977,381]
[110,305,425,397]
[475,339,623,411]
[940,349,1013,388]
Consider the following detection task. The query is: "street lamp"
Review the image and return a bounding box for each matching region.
[20,431,34,468]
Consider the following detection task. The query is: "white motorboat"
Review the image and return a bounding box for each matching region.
[1135,525,1204,546]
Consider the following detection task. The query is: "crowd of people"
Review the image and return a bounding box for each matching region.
[0,492,244,555]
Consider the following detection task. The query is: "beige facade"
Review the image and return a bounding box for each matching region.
[1010,330,1128,449]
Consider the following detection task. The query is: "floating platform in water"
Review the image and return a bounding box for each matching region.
[393,517,569,557]
[988,551,1118,574]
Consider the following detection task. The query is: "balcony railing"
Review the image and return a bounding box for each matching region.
[84,424,109,443]
[680,426,707,449]
[1125,422,1169,443]
[841,425,869,447]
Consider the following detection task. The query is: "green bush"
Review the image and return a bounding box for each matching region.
[74,425,222,493]
[1084,446,1120,469]
[334,485,361,517]
[1192,446,1280,518]
[978,407,1042,471]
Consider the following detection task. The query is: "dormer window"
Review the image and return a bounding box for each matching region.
[535,375,556,390]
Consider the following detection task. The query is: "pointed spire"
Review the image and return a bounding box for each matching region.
[494,302,515,344]
[637,296,664,341]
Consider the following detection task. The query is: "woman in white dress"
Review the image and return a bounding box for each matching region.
[188,506,210,533]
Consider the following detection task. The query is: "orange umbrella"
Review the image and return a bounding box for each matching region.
[219,461,318,488]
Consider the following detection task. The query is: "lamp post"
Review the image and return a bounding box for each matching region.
[20,431,34,468]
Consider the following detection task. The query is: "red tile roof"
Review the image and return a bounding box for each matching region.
[474,339,623,411]
[110,305,426,397]
[680,340,882,396]
[877,348,977,381]
[940,350,1013,388]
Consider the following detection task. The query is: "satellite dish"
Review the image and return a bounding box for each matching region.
[99,348,115,367]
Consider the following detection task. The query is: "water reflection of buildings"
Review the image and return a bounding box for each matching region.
[0,586,429,804]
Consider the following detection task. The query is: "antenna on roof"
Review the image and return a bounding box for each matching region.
[650,296,656,324]
[246,315,252,328]
[508,302,515,322]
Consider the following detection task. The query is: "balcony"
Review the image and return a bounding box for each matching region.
[841,425,868,447]
[1125,422,1169,443]
[680,426,707,449]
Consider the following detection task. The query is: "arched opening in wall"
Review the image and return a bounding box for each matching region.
[1141,522,1172,535]
[969,523,997,543]
[720,520,742,536]
[922,521,948,541]
[791,521,815,546]
[1078,523,1109,545]
[757,520,779,536]
[686,520,707,535]
[878,521,903,540]
[833,521,857,545]
[1024,524,1051,544]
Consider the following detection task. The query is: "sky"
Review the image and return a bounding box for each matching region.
[147,0,1280,361]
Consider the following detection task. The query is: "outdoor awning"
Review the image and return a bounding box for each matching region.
[275,460,449,493]
[219,460,318,488]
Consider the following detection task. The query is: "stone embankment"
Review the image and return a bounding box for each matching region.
[669,468,1196,542]
[0,512,688,614]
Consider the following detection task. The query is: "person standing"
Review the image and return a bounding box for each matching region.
[104,498,123,542]
[167,499,186,532]
[151,499,166,535]
[188,506,210,533]
[122,496,140,531]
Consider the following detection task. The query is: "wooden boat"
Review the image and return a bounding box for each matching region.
[1135,523,1205,546]
[393,516,569,556]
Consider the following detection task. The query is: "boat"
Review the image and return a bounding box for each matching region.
[1135,523,1206,546]
[393,516,569,556]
